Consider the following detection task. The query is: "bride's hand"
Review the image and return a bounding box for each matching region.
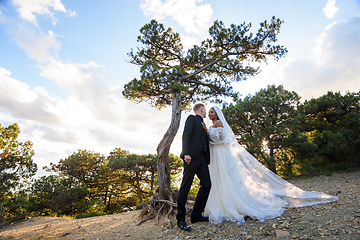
[202,123,208,132]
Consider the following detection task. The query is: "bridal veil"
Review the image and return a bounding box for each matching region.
[204,106,338,224]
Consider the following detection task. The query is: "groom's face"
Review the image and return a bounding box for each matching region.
[200,107,206,118]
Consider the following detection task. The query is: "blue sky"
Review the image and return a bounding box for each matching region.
[1,0,359,175]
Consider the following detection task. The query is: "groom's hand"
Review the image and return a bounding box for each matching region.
[184,155,191,164]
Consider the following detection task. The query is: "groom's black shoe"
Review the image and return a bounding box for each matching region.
[177,221,191,231]
[191,215,209,223]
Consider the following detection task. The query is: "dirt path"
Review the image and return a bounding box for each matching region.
[1,171,359,240]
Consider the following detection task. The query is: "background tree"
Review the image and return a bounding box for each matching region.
[108,150,183,204]
[301,91,360,171]
[277,130,319,176]
[41,148,183,217]
[109,152,152,204]
[28,175,95,217]
[222,85,301,174]
[123,17,287,208]
[0,123,37,196]
[0,123,36,224]
[47,150,121,212]
[0,189,30,224]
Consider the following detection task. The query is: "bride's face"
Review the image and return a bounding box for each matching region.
[208,108,218,120]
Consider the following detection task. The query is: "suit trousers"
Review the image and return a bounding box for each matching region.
[176,154,211,222]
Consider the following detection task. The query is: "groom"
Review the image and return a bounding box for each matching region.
[177,103,211,231]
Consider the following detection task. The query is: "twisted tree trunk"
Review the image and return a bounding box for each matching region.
[156,92,182,200]
[138,92,185,228]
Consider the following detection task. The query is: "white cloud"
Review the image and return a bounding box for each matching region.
[38,59,106,89]
[181,35,202,50]
[282,18,360,100]
[0,67,37,104]
[1,2,63,63]
[140,0,213,35]
[37,59,174,141]
[234,17,360,101]
[323,0,339,19]
[12,0,67,25]
[66,10,77,18]
[0,63,177,169]
[1,1,76,64]
[313,22,337,62]
[13,28,61,63]
[0,66,62,125]
[39,125,79,144]
[38,59,128,124]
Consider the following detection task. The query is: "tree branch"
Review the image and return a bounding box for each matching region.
[0,214,27,229]
[181,78,222,93]
[184,52,230,80]
[150,41,181,61]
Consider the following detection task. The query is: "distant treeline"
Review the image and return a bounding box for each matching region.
[1,85,359,222]
[0,146,182,221]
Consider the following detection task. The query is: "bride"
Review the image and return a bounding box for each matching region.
[203,106,338,225]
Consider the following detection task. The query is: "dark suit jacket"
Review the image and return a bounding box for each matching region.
[180,115,210,165]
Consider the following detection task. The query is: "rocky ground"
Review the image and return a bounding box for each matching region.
[0,170,359,240]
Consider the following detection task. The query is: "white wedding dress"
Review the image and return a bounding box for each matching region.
[204,106,339,225]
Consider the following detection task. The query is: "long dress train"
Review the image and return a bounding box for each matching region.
[204,106,338,225]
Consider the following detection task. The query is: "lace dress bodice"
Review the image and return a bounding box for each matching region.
[208,127,224,145]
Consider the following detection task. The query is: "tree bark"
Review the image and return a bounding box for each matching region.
[268,145,277,174]
[104,187,109,211]
[107,193,112,212]
[136,172,143,203]
[156,92,182,200]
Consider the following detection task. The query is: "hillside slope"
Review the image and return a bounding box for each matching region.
[1,171,359,240]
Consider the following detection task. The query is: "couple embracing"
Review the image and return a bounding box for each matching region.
[176,103,338,231]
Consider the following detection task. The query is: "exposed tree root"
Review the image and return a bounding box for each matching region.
[0,214,28,229]
[156,203,166,225]
[136,215,155,226]
[165,205,173,229]
[137,191,195,228]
